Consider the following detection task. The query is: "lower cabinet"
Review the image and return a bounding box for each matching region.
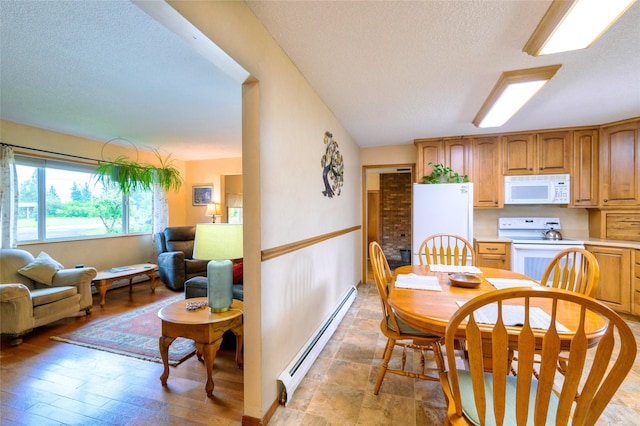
[585,244,631,313]
[475,242,510,270]
[634,250,640,316]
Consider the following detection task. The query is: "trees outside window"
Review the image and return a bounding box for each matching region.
[16,155,152,242]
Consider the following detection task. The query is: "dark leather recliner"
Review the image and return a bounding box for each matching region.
[156,226,209,291]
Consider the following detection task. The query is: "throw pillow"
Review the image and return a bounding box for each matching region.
[17,252,64,286]
[233,262,243,284]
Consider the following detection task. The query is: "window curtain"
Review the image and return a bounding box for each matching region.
[151,181,168,256]
[226,193,243,208]
[0,146,19,248]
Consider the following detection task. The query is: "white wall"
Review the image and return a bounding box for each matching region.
[167,1,362,420]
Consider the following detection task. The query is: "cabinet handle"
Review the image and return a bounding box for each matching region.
[529,168,533,171]
[494,201,498,205]
[487,248,498,251]
[603,199,608,203]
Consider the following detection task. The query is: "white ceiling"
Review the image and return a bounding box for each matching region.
[1,1,639,161]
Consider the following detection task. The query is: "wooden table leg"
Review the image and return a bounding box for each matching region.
[159,335,176,386]
[230,324,244,369]
[149,270,157,293]
[202,338,223,397]
[94,280,111,307]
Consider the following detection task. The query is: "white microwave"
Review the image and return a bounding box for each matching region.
[504,174,570,205]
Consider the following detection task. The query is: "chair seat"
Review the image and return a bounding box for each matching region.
[454,369,560,426]
[386,315,439,338]
[184,276,244,301]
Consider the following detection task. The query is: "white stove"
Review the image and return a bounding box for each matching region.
[498,217,584,282]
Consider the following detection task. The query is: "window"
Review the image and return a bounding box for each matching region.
[228,207,243,224]
[16,155,152,242]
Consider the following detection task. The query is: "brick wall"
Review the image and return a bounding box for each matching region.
[380,173,412,263]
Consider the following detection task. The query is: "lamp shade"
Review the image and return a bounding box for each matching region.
[193,224,243,260]
[205,203,221,217]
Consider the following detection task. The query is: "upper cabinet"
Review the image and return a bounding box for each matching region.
[572,129,599,207]
[600,119,640,207]
[472,136,502,208]
[415,138,471,183]
[503,131,572,175]
[415,139,443,182]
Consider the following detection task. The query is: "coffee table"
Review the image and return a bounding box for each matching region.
[158,297,243,397]
[92,263,158,307]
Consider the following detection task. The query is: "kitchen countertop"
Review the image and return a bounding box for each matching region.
[474,236,640,250]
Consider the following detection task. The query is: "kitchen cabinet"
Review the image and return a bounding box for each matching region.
[585,244,631,313]
[634,250,640,316]
[599,119,640,207]
[471,136,502,208]
[415,138,471,183]
[475,241,510,270]
[588,210,640,241]
[502,131,572,175]
[572,129,598,207]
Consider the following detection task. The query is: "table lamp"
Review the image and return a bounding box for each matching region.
[205,203,221,223]
[193,223,243,312]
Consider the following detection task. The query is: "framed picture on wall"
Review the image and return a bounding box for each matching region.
[192,185,213,206]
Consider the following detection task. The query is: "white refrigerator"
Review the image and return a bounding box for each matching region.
[412,183,474,265]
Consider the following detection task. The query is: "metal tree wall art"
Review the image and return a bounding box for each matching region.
[321,131,344,198]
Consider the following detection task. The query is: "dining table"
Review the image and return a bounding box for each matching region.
[388,265,608,354]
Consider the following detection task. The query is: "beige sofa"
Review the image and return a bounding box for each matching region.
[0,249,96,345]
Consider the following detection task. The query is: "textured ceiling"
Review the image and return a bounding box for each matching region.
[247,0,640,146]
[0,0,246,161]
[1,1,639,161]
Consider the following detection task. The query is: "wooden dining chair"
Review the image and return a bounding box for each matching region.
[526,247,601,376]
[368,241,445,395]
[540,247,600,297]
[418,233,475,266]
[440,287,636,426]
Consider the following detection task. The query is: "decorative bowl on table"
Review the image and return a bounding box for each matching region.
[448,273,482,288]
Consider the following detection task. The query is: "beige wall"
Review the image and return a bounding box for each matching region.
[168,1,362,419]
[361,143,417,167]
[0,119,190,268]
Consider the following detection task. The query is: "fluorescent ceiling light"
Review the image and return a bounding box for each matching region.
[473,65,561,129]
[524,0,636,56]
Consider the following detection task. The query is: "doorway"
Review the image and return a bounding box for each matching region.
[362,164,414,283]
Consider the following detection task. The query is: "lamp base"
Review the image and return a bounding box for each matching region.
[207,259,233,312]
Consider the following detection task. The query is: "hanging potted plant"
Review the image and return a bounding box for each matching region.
[95,149,182,194]
[421,162,468,184]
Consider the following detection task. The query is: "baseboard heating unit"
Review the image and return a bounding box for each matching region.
[277,285,357,405]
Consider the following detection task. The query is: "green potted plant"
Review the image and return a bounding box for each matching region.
[421,162,468,184]
[95,149,182,194]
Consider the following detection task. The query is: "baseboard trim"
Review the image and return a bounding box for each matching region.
[241,394,279,426]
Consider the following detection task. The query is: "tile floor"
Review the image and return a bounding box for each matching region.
[269,281,640,425]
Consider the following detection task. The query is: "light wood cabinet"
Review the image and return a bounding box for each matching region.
[415,139,443,182]
[599,119,640,207]
[572,129,598,207]
[585,244,631,313]
[471,136,502,208]
[475,242,510,270]
[415,138,471,183]
[634,250,640,316]
[503,131,572,175]
[588,210,640,241]
[444,138,472,180]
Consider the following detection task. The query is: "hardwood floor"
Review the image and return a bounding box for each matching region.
[2,279,639,425]
[1,283,244,426]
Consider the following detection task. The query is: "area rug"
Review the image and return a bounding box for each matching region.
[51,295,196,366]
